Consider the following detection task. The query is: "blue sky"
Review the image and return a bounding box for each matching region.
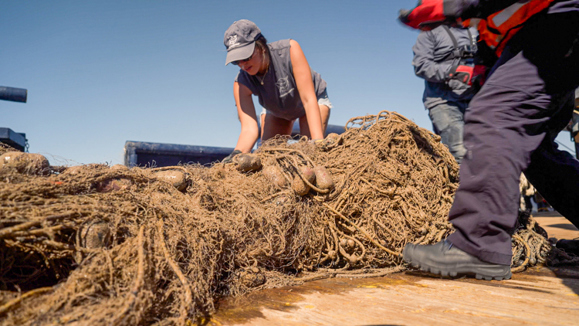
[1,1,576,166]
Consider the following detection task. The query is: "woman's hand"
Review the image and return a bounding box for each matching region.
[222,149,242,164]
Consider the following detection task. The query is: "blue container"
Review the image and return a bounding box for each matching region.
[124,124,347,168]
[124,141,234,167]
[0,128,27,151]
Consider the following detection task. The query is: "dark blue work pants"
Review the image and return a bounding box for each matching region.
[447,12,579,265]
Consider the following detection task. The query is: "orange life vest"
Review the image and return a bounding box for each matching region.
[466,0,554,57]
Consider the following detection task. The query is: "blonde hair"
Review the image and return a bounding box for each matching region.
[255,35,268,55]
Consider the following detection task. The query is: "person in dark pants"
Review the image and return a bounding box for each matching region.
[399,0,579,280]
[412,25,478,163]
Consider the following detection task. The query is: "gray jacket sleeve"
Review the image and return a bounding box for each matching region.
[412,30,452,83]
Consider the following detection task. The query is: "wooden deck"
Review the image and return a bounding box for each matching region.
[209,212,579,326]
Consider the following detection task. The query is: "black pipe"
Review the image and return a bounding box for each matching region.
[0,86,27,103]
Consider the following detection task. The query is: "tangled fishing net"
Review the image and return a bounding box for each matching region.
[0,111,575,325]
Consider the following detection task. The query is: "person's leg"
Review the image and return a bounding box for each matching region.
[404,69,568,279]
[445,74,547,264]
[449,11,578,264]
[428,102,467,163]
[533,101,579,252]
[298,104,330,138]
[404,11,579,279]
[525,95,579,227]
[299,89,332,138]
[448,23,579,264]
[259,108,267,140]
[262,114,294,141]
[527,145,579,222]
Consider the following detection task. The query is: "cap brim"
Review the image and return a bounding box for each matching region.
[225,42,255,65]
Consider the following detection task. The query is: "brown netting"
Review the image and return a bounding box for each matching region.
[0,111,574,325]
[0,143,18,156]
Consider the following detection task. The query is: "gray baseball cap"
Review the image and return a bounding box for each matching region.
[223,19,261,66]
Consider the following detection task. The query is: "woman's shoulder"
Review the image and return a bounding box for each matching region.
[268,39,291,51]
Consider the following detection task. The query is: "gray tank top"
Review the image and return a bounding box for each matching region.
[235,39,327,120]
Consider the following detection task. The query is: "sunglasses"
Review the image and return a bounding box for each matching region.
[231,49,256,66]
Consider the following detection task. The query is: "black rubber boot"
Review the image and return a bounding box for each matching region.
[403,240,512,281]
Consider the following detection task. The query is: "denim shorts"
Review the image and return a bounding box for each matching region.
[317,89,333,109]
[260,88,333,116]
